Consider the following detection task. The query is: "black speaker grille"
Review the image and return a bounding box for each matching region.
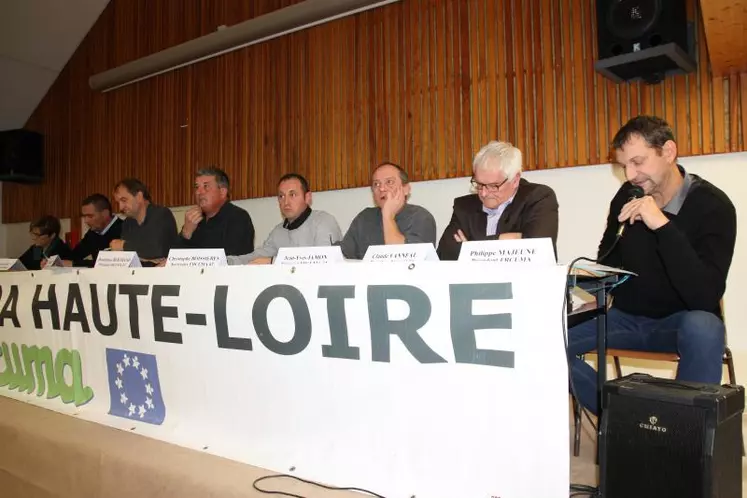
[595,0,692,79]
[0,129,44,184]
[607,0,662,39]
[602,395,706,497]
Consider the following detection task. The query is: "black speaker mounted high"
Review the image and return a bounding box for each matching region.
[0,129,44,184]
[595,0,696,83]
[600,373,744,498]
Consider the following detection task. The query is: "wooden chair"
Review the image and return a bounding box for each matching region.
[608,346,737,384]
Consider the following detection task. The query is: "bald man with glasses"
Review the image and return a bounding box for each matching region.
[436,141,559,260]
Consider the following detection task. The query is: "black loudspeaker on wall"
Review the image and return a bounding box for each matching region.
[600,373,744,498]
[0,129,44,184]
[595,0,696,83]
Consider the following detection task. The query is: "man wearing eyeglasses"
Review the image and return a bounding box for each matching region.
[19,215,74,270]
[436,140,558,260]
[340,162,437,259]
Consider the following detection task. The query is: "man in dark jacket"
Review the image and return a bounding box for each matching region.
[437,140,559,260]
[19,215,74,270]
[59,194,123,267]
[110,178,178,263]
[177,167,254,256]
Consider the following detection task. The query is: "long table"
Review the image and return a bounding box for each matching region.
[0,262,569,498]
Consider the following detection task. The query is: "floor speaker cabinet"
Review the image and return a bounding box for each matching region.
[600,373,744,498]
[595,0,696,83]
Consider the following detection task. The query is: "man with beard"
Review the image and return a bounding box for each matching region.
[178,167,255,256]
[340,162,437,259]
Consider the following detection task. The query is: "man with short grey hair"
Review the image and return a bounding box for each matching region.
[340,162,437,259]
[436,140,558,260]
[177,166,254,256]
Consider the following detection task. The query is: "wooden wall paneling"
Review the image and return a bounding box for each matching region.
[550,1,565,165]
[467,0,479,171]
[530,0,544,169]
[524,0,545,169]
[729,74,740,151]
[663,79,676,142]
[570,0,587,167]
[443,0,456,178]
[525,0,536,164]
[712,75,726,154]
[513,0,527,166]
[503,0,516,150]
[541,0,557,168]
[562,0,577,166]
[742,75,747,149]
[422,1,436,181]
[5,0,747,224]
[356,12,370,188]
[433,0,445,180]
[697,6,714,155]
[458,0,472,177]
[675,75,690,156]
[484,0,497,151]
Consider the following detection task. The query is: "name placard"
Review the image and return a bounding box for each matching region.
[43,255,64,269]
[458,238,556,265]
[274,246,344,266]
[362,243,440,263]
[166,249,227,268]
[0,259,26,271]
[94,251,142,268]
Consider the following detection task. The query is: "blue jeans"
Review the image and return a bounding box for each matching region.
[567,308,725,414]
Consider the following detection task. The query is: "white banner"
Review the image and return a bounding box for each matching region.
[0,262,569,498]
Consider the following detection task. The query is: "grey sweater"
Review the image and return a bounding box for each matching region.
[228,210,342,265]
[340,203,437,260]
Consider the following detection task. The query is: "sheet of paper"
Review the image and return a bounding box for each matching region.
[569,286,596,311]
[571,262,637,278]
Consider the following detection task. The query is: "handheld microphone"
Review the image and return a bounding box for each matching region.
[616,185,645,237]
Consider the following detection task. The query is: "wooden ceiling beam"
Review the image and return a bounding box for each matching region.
[699,0,747,76]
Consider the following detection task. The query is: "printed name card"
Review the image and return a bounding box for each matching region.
[457,238,556,265]
[43,255,64,269]
[362,243,440,263]
[165,249,227,268]
[274,246,344,266]
[0,259,26,271]
[94,251,142,268]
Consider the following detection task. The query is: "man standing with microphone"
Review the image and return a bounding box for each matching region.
[567,115,737,415]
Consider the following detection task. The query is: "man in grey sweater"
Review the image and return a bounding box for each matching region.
[229,173,341,265]
[340,162,437,259]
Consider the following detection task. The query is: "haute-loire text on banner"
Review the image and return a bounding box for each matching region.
[0,262,569,498]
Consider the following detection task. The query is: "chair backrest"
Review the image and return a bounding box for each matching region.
[720,299,730,345]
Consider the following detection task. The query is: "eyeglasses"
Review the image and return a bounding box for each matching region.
[372,177,398,190]
[29,231,47,239]
[470,177,508,193]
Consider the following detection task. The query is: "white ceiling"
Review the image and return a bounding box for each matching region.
[0,0,110,131]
